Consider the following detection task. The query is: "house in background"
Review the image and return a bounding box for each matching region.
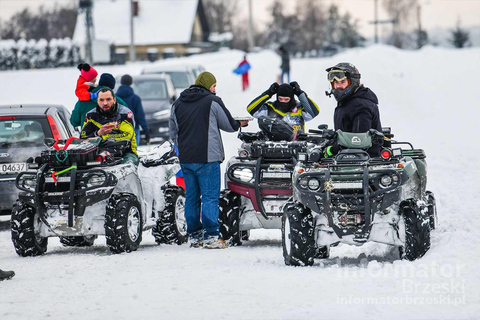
[73,0,210,62]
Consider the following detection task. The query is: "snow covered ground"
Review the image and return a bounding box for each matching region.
[1,45,479,319]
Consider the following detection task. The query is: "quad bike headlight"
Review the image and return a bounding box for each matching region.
[379,174,393,188]
[232,168,254,182]
[308,178,320,191]
[299,177,309,188]
[87,174,106,188]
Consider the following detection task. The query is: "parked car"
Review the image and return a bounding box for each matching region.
[0,104,76,215]
[124,74,176,143]
[141,63,205,97]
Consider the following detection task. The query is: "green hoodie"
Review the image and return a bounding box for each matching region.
[70,85,128,128]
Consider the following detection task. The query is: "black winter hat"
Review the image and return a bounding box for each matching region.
[121,74,133,86]
[277,83,294,99]
[98,73,116,90]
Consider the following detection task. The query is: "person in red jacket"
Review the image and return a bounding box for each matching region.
[76,63,98,101]
[235,55,251,91]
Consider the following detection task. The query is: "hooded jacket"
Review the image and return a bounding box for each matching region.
[70,86,127,128]
[246,89,319,133]
[116,85,149,131]
[169,85,240,163]
[333,85,382,156]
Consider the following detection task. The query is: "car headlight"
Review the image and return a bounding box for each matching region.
[308,178,320,190]
[153,109,170,121]
[87,174,106,188]
[232,168,254,182]
[379,175,393,188]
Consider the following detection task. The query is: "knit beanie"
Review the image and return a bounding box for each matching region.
[195,72,216,91]
[121,74,133,86]
[77,63,98,82]
[277,83,294,99]
[98,73,116,90]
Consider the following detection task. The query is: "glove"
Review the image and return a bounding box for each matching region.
[323,140,339,158]
[90,91,98,100]
[144,130,151,144]
[290,81,303,96]
[267,82,280,96]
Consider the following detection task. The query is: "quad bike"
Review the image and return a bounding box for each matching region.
[219,116,321,245]
[282,127,437,266]
[11,136,187,256]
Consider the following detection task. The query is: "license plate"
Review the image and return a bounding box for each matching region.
[0,162,26,174]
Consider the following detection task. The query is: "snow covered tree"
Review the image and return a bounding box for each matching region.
[0,40,18,70]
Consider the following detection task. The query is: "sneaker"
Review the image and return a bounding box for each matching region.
[0,269,15,281]
[190,241,203,248]
[204,239,228,249]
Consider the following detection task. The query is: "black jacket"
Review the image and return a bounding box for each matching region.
[334,86,382,156]
[169,85,240,163]
[116,85,148,131]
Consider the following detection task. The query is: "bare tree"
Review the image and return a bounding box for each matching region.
[203,0,237,33]
[383,0,418,48]
[294,0,326,53]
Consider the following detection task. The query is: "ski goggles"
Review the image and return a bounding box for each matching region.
[327,70,348,82]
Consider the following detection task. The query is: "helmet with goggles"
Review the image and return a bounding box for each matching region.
[325,62,361,102]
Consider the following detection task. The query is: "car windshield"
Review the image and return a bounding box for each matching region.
[133,80,168,100]
[165,72,192,88]
[0,119,47,146]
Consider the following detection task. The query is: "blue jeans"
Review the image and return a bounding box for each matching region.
[281,70,290,83]
[134,128,140,146]
[180,162,221,240]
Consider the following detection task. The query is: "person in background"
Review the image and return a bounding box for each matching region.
[75,63,98,101]
[116,74,150,146]
[0,269,15,281]
[325,62,382,157]
[247,81,319,134]
[234,55,251,91]
[278,46,290,83]
[169,72,248,249]
[81,88,138,165]
[70,73,128,128]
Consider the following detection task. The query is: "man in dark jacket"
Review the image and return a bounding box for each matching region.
[169,72,248,249]
[278,46,290,83]
[247,81,319,134]
[70,73,127,128]
[116,74,150,145]
[325,62,383,157]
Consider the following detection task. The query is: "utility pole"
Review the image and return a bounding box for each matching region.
[247,0,255,51]
[129,0,136,62]
[374,0,379,43]
[79,0,94,63]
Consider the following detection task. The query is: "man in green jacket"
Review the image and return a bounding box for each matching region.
[70,73,127,128]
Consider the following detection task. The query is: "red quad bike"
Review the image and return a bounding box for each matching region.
[219,116,323,245]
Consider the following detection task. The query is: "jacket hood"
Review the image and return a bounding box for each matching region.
[345,86,378,105]
[116,85,134,98]
[179,85,213,103]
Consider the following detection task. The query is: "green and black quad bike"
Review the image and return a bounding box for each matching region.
[282,127,437,266]
[11,137,187,256]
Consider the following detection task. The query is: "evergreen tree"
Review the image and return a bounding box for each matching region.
[449,20,470,48]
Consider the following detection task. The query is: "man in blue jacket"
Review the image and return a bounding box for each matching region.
[116,74,150,145]
[169,72,248,249]
[325,62,383,157]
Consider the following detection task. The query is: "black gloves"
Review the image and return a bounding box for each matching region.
[267,82,280,96]
[144,130,151,144]
[290,81,303,96]
[323,140,340,158]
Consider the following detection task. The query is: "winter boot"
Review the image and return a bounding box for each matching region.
[0,269,15,281]
[204,238,228,249]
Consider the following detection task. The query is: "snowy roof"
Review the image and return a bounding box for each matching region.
[73,0,199,46]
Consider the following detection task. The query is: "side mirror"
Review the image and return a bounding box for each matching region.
[317,124,328,130]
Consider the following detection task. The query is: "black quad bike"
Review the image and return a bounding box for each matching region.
[281,127,437,266]
[11,137,187,256]
[218,116,325,245]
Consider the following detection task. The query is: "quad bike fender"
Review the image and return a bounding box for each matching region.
[227,180,291,213]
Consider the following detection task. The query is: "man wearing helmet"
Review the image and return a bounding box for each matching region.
[247,82,319,133]
[325,62,382,157]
